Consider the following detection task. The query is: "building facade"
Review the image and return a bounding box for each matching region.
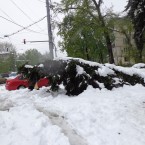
[112,30,135,65]
[0,52,10,60]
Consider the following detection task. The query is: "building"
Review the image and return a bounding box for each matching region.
[112,28,135,65]
[0,52,10,60]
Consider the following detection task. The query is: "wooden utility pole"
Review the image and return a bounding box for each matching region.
[46,0,54,60]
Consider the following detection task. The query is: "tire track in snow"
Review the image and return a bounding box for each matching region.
[36,107,88,145]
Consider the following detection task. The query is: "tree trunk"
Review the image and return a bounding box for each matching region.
[104,32,114,63]
[98,47,104,63]
[91,0,114,64]
[138,49,143,62]
[85,47,90,60]
[135,34,144,62]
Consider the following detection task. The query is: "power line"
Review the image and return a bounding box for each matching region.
[0,15,47,36]
[9,0,44,31]
[0,7,47,35]
[4,16,47,37]
[9,0,34,22]
[0,8,14,21]
[0,15,25,28]
[37,0,45,3]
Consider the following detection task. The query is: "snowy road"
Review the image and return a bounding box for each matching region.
[0,85,145,145]
[37,107,88,145]
[0,86,88,145]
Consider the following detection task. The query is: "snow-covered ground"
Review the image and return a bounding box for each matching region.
[0,84,145,145]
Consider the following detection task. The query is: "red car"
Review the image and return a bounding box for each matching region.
[5,75,49,91]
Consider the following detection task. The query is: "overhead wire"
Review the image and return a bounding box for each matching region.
[9,0,35,22]
[9,0,44,31]
[0,15,47,36]
[4,16,47,37]
[17,0,46,31]
[0,4,47,35]
[37,0,45,3]
[0,8,14,21]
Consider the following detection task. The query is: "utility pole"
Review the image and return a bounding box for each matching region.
[46,0,54,60]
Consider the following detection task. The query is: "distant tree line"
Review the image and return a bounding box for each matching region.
[0,42,51,73]
[0,42,16,73]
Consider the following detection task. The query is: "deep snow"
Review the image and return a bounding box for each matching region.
[0,84,145,145]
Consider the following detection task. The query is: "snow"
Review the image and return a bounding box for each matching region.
[1,84,145,145]
[76,65,85,75]
[25,65,34,68]
[1,58,145,145]
[132,63,145,68]
[56,57,103,67]
[98,66,114,77]
[38,64,44,68]
[0,105,70,145]
[105,63,145,82]
[56,57,145,82]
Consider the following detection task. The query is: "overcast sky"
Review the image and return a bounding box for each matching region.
[0,0,128,57]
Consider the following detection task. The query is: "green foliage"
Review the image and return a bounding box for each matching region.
[58,10,108,62]
[0,59,10,73]
[0,43,51,73]
[56,0,116,63]
[124,47,145,64]
[0,42,16,73]
[17,49,51,67]
[23,49,43,65]
[0,58,16,73]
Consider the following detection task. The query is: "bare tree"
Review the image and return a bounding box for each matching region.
[0,42,16,53]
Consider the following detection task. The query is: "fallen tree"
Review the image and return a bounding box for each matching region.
[18,58,145,96]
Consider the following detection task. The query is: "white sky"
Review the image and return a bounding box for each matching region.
[0,0,127,56]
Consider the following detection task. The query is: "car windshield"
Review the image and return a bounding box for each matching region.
[9,72,17,77]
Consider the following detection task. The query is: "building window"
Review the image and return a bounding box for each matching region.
[123,38,127,44]
[124,47,129,52]
[124,57,128,62]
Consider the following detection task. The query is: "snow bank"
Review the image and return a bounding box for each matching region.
[132,63,145,68]
[0,89,70,145]
[0,105,70,145]
[1,84,145,145]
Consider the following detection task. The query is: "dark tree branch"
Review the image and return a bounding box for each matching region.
[91,0,114,63]
[98,0,103,7]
